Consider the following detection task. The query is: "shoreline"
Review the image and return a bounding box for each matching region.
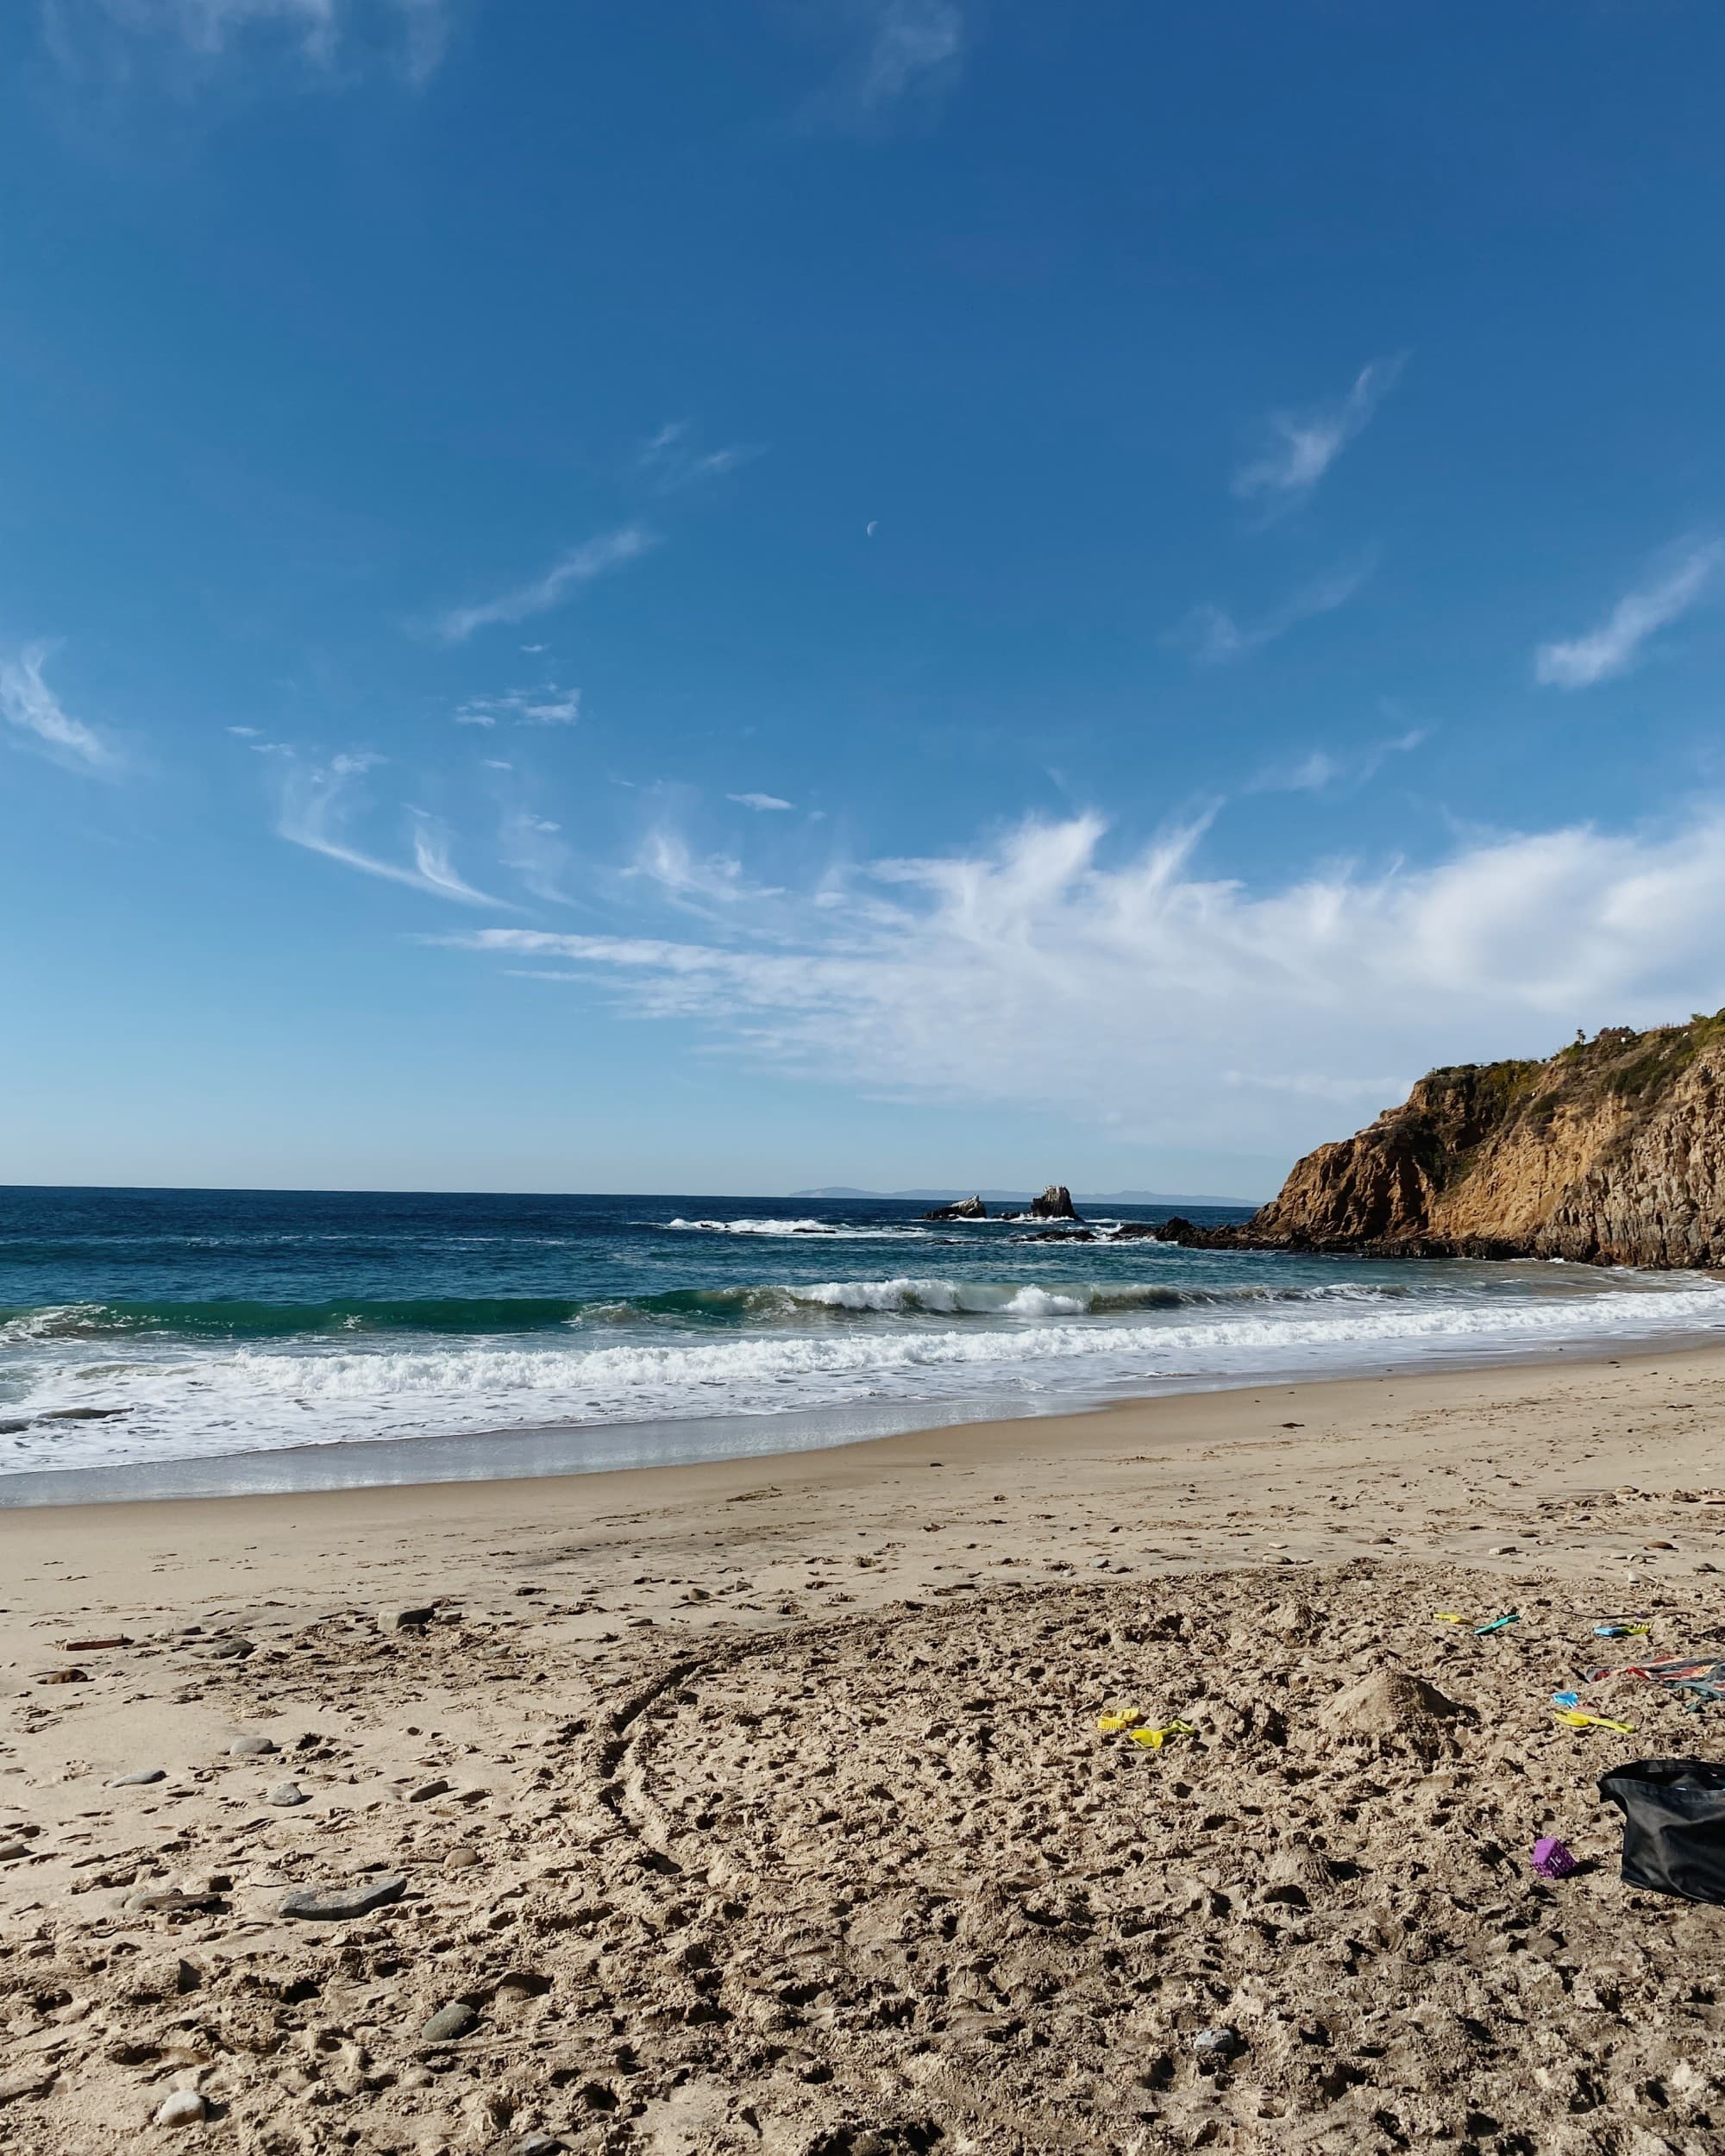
[3,1319,1722,1508]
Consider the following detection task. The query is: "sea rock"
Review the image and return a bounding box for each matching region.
[1157,1012,1725,1268]
[280,1874,406,1921]
[1321,1667,1464,1737]
[154,2090,207,2128]
[1028,1183,1080,1220]
[421,2002,478,2042]
[109,1769,166,1787]
[921,1195,987,1220]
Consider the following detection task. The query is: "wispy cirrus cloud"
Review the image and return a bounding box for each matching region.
[41,0,452,85]
[437,804,1725,1154]
[1175,557,1374,666]
[729,791,794,812]
[1249,726,1427,796]
[638,423,761,495]
[856,0,963,107]
[278,751,505,906]
[0,642,114,772]
[1534,542,1722,689]
[804,0,965,127]
[433,525,657,644]
[454,682,581,729]
[1233,356,1404,506]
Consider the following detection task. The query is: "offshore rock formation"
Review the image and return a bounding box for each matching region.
[1158,1014,1725,1269]
[921,1186,1082,1223]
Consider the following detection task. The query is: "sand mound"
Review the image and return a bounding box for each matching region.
[1320,1664,1465,1734]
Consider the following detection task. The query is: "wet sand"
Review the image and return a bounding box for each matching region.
[4,1344,1725,2153]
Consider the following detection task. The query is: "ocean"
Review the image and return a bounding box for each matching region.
[3,1184,1724,1497]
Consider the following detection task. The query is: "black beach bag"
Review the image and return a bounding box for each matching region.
[1598,1758,1725,1904]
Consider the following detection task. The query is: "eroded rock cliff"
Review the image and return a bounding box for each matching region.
[1164,1015,1725,1269]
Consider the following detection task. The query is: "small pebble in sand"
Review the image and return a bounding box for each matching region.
[108,1769,166,1787]
[0,1843,28,1863]
[421,2001,477,2041]
[154,2090,207,2128]
[510,2137,561,2156]
[1193,2026,1245,2059]
[267,1782,309,1807]
[229,1734,277,1757]
[380,1604,436,1632]
[202,1638,254,1660]
[444,1846,481,1870]
[409,1777,452,1802]
[1488,1545,1519,1556]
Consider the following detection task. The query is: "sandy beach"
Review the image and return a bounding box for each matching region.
[5,1344,1725,2153]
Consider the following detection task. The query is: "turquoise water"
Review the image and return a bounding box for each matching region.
[3,1185,1722,1481]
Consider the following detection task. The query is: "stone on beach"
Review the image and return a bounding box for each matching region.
[380,1604,436,1631]
[154,2089,206,2128]
[279,1874,406,1921]
[108,1768,166,1787]
[228,1734,277,1756]
[267,1781,309,1807]
[420,2001,478,2042]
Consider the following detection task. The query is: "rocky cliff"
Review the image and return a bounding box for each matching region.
[1162,1014,1725,1269]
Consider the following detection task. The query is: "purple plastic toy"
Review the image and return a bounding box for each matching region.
[1531,1836,1578,1880]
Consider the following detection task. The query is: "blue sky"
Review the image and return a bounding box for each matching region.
[5,0,1725,1200]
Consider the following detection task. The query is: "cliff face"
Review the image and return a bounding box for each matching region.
[1191,1015,1725,1269]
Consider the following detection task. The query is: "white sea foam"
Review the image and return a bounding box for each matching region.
[5,1272,1724,1476]
[660,1217,932,1238]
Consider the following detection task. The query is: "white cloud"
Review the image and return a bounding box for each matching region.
[856,0,963,106]
[0,642,113,771]
[499,807,574,905]
[638,422,760,495]
[1534,542,1722,690]
[278,752,505,906]
[455,681,580,729]
[227,724,260,737]
[1176,558,1373,665]
[729,792,794,812]
[1233,356,1404,505]
[627,827,785,914]
[434,526,656,643]
[42,0,450,85]
[1249,726,1427,796]
[438,805,1725,1156]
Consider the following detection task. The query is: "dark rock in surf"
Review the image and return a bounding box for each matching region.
[922,1196,988,1220]
[1028,1185,1080,1220]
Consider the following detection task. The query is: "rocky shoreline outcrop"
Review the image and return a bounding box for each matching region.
[1152,1013,1725,1269]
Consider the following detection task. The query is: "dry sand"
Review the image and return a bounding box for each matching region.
[5,1346,1725,2153]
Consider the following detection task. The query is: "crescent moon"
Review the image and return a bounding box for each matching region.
[866,520,879,537]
